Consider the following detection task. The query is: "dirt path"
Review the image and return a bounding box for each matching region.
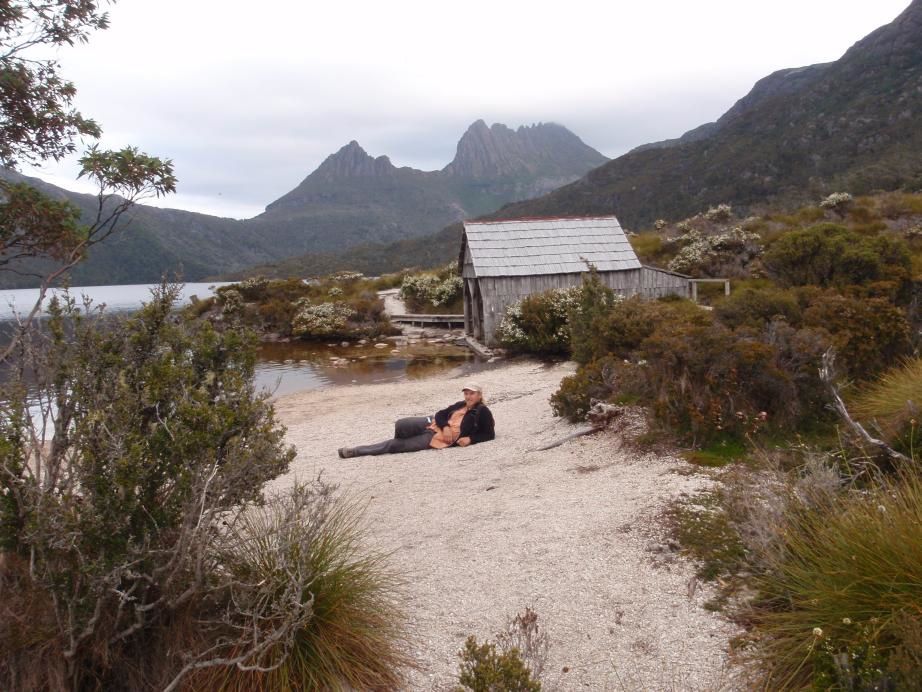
[272,359,736,690]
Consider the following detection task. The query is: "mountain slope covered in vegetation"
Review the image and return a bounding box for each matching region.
[491,1,922,228]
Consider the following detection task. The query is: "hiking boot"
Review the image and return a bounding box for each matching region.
[338,447,355,458]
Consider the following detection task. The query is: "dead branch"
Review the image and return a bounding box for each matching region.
[530,401,625,452]
[819,349,912,465]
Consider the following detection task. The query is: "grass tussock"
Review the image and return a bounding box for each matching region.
[850,357,921,457]
[743,470,922,690]
[189,485,413,691]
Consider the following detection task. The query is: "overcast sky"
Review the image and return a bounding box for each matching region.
[21,0,912,219]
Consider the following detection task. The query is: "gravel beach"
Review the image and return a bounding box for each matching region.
[271,359,737,690]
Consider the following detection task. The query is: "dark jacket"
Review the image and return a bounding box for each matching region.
[434,401,495,445]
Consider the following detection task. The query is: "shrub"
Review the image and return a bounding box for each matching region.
[802,293,912,380]
[400,263,463,313]
[819,191,853,213]
[638,318,794,443]
[292,301,357,338]
[714,286,802,329]
[556,297,806,439]
[550,356,627,422]
[0,289,410,690]
[667,226,762,277]
[496,286,582,355]
[763,223,911,289]
[0,287,293,689]
[455,608,547,692]
[744,471,922,690]
[456,638,541,692]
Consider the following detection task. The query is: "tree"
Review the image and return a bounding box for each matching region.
[0,9,409,690]
[0,0,176,362]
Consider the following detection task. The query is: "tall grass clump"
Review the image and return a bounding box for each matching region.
[744,471,922,690]
[850,357,921,458]
[190,483,412,691]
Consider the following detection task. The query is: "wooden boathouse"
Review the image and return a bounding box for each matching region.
[459,216,690,346]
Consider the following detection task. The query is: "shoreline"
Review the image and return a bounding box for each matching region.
[272,358,737,689]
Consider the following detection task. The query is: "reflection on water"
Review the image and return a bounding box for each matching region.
[254,339,476,397]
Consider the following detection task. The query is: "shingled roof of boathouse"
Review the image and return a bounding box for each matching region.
[462,216,640,277]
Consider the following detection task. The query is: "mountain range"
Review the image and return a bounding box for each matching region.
[4,1,922,287]
[215,0,922,281]
[0,122,607,288]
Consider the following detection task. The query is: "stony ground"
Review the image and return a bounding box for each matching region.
[270,359,738,690]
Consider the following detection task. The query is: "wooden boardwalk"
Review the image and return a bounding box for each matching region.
[390,313,465,328]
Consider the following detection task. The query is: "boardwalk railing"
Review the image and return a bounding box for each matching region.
[390,313,465,328]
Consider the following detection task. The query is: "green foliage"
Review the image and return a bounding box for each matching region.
[763,223,911,290]
[556,296,821,442]
[211,274,396,340]
[456,637,541,692]
[400,263,463,313]
[0,1,109,167]
[78,144,176,201]
[571,294,700,365]
[550,356,625,422]
[714,286,802,329]
[746,471,922,691]
[802,293,912,380]
[0,180,83,265]
[496,285,582,355]
[568,267,618,364]
[0,286,302,689]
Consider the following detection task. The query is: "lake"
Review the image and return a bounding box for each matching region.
[0,283,477,397]
[0,282,227,321]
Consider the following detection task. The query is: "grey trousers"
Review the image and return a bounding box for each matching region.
[351,416,435,456]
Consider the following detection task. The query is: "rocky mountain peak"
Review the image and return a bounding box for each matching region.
[443,120,607,179]
[314,140,396,179]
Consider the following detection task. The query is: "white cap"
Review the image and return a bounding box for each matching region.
[461,382,483,393]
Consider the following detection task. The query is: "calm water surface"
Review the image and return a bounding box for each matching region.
[0,283,476,396]
[0,283,227,320]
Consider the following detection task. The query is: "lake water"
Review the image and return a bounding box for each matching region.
[0,282,227,321]
[0,283,477,397]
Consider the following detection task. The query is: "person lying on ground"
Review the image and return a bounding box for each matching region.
[337,382,495,458]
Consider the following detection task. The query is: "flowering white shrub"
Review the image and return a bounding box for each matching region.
[239,276,269,293]
[654,219,667,230]
[400,270,463,310]
[496,286,583,351]
[705,203,733,222]
[330,271,364,283]
[432,275,463,306]
[218,288,243,315]
[327,286,343,297]
[668,226,762,277]
[819,192,853,211]
[291,301,356,337]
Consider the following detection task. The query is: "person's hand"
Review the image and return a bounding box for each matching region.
[457,436,472,447]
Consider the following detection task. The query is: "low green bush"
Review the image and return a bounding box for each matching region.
[456,638,541,692]
[802,293,912,380]
[763,223,911,290]
[714,286,802,329]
